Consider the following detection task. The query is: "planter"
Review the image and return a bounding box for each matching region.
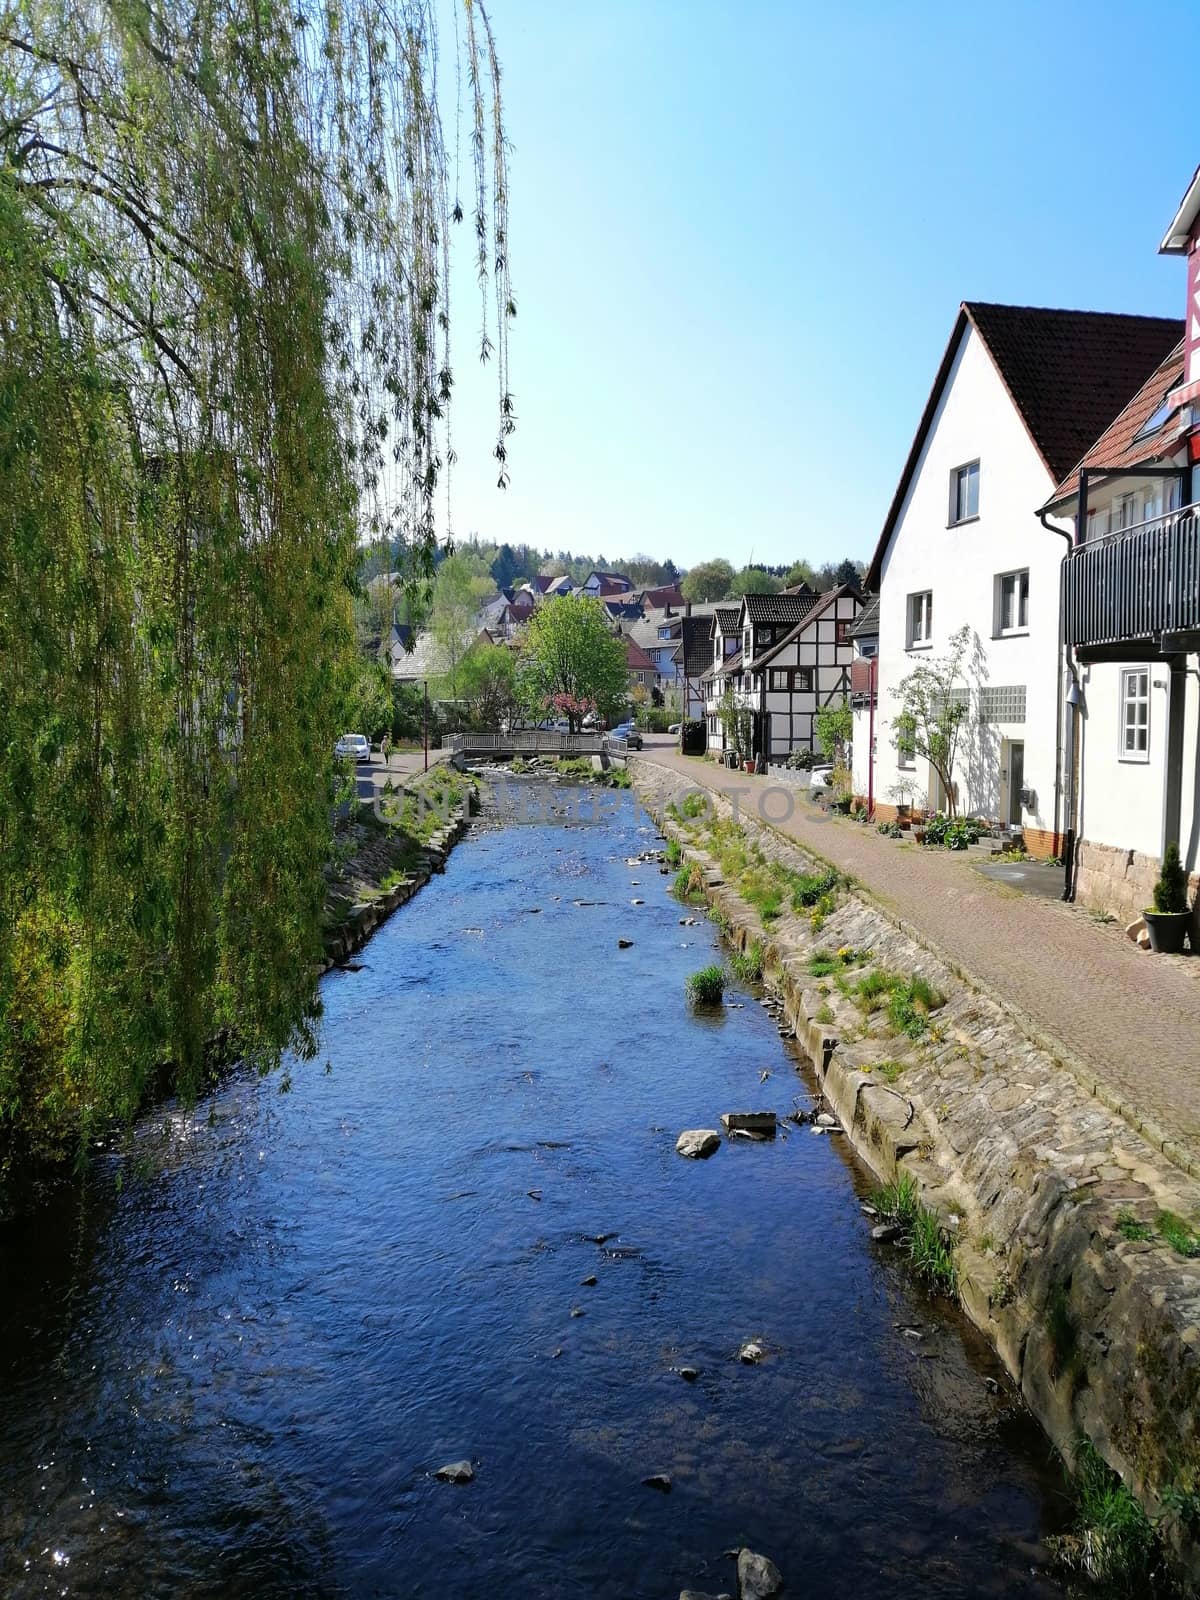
[913,828,927,845]
[743,760,756,773]
[1143,910,1190,955]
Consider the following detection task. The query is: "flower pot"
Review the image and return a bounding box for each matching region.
[913,828,927,845]
[743,760,756,773]
[1143,910,1190,954]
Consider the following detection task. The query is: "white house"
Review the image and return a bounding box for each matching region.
[848,597,879,799]
[866,301,1180,855]
[741,586,863,764]
[1037,174,1200,921]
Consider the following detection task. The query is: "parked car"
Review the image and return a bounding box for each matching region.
[807,763,835,795]
[611,722,643,750]
[668,723,682,735]
[335,732,372,763]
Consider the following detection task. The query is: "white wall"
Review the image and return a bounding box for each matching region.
[875,323,1068,836]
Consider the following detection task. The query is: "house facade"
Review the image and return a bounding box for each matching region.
[848,598,879,799]
[1041,174,1200,919]
[866,302,1180,852]
[741,586,863,763]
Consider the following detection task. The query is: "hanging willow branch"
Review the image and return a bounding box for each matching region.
[0,0,513,1176]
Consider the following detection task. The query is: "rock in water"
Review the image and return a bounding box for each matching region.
[617,938,634,948]
[676,1129,721,1160]
[642,1473,672,1492]
[679,1366,699,1382]
[816,1112,838,1129]
[738,1339,766,1365]
[434,1460,475,1483]
[736,1548,783,1599]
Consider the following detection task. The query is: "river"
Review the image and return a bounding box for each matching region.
[0,781,1070,1598]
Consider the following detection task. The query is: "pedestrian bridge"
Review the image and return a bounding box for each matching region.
[443,730,629,757]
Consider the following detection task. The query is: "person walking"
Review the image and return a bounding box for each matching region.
[380,732,392,768]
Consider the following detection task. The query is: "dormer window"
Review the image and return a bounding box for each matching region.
[949,460,980,525]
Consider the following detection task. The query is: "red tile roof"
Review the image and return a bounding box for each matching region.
[1042,340,1187,507]
[625,636,657,672]
[866,303,1183,588]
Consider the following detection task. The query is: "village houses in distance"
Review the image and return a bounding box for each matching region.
[379,164,1200,939]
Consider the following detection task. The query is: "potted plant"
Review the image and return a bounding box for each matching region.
[1144,843,1192,954]
[887,777,917,827]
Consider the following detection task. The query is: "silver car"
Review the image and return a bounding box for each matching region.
[335,732,372,763]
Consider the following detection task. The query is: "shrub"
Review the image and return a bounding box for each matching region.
[673,863,706,902]
[686,965,725,1006]
[1152,843,1190,914]
[728,941,765,984]
[680,790,709,820]
[665,839,682,867]
[785,748,818,770]
[791,868,841,909]
[1049,1440,1157,1590]
[1156,1210,1200,1257]
[877,819,903,838]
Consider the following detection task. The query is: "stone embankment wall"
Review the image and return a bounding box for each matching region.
[634,760,1200,1578]
[320,798,470,971]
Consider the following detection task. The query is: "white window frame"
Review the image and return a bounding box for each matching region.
[1119,667,1151,763]
[994,569,1029,636]
[949,460,980,525]
[906,590,933,649]
[769,668,790,692]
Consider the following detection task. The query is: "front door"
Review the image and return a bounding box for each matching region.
[1004,739,1025,824]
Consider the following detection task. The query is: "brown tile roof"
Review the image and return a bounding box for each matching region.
[866,302,1183,588]
[743,591,821,624]
[714,605,742,633]
[1042,339,1187,507]
[847,596,879,638]
[680,614,716,679]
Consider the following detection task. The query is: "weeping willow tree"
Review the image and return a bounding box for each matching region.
[0,0,513,1176]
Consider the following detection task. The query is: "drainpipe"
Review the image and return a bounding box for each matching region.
[1039,501,1078,900]
[867,655,877,819]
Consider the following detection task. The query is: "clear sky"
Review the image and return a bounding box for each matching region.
[440,0,1197,572]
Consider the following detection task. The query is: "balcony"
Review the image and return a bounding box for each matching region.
[1064,505,1200,657]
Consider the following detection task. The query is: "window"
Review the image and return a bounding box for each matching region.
[1120,668,1151,762]
[950,461,980,524]
[796,666,813,691]
[906,590,933,647]
[835,620,849,643]
[770,669,789,691]
[897,721,916,769]
[994,569,1029,635]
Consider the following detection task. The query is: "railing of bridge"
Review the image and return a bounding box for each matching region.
[443,731,627,755]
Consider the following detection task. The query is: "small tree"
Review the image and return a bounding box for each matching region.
[518,595,630,731]
[814,698,853,763]
[1152,843,1190,914]
[718,688,753,757]
[458,643,518,732]
[890,625,972,816]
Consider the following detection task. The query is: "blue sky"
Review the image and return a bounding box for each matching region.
[442,0,1196,571]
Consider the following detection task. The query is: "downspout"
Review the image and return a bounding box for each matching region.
[867,654,877,820]
[1039,499,1079,900]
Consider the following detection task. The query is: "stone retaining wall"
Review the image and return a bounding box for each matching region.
[1075,837,1200,938]
[634,760,1200,1582]
[320,800,470,970]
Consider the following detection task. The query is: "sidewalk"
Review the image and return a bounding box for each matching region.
[635,748,1200,1172]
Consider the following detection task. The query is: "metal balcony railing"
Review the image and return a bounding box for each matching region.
[1064,505,1200,650]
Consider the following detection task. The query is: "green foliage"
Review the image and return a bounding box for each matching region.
[680,791,710,819]
[728,941,765,984]
[1046,1284,1080,1381]
[922,813,983,850]
[852,969,945,1039]
[665,839,682,867]
[680,558,735,602]
[807,946,869,977]
[814,699,853,762]
[340,663,394,743]
[0,0,512,1185]
[890,625,972,817]
[517,596,630,729]
[429,554,487,699]
[457,643,518,732]
[1115,1210,1154,1243]
[785,748,819,770]
[673,863,707,902]
[1152,843,1190,915]
[730,566,782,595]
[872,1173,957,1293]
[790,868,842,909]
[1156,1210,1200,1257]
[686,965,725,1006]
[877,819,904,838]
[1050,1440,1157,1592]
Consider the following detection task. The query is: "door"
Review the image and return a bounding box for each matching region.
[1003,739,1025,825]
